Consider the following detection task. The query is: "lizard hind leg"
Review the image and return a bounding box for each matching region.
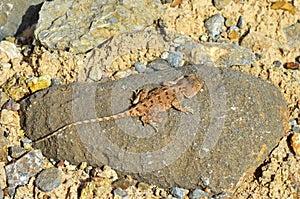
[141,112,163,132]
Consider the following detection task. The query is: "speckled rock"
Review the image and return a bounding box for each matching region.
[34,0,164,53]
[35,167,62,192]
[20,65,288,192]
[177,43,255,66]
[5,150,44,196]
[0,0,43,40]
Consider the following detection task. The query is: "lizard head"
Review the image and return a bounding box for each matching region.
[183,74,204,98]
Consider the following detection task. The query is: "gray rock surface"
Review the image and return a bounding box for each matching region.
[20,65,288,192]
[34,0,164,53]
[35,167,62,192]
[0,0,43,40]
[189,189,208,199]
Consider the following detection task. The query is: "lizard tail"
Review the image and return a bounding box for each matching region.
[33,111,131,144]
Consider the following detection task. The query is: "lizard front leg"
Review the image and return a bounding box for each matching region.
[171,99,194,114]
[132,88,150,104]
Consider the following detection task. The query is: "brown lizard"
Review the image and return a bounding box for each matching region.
[33,74,203,144]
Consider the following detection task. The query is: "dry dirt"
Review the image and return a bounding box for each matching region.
[0,0,300,198]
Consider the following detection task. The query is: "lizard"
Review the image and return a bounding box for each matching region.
[33,74,203,144]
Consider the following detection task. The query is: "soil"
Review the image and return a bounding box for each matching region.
[0,0,299,198]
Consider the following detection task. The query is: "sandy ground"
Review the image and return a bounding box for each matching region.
[0,0,300,198]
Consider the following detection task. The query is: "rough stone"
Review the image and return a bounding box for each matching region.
[8,145,27,159]
[0,0,43,40]
[147,58,171,71]
[35,167,62,192]
[20,65,288,192]
[0,91,9,108]
[167,51,184,67]
[171,187,187,199]
[34,0,164,53]
[177,43,255,66]
[113,188,128,198]
[189,189,209,199]
[0,41,22,61]
[5,150,43,196]
[204,14,226,41]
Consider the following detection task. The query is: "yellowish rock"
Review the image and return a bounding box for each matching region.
[80,178,112,199]
[0,109,19,126]
[26,74,52,93]
[291,133,300,156]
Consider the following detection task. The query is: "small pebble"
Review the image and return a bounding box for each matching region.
[285,62,299,70]
[26,75,52,93]
[189,189,209,199]
[8,146,27,159]
[227,26,239,40]
[199,33,209,42]
[134,62,148,73]
[147,58,171,71]
[173,35,195,46]
[113,69,138,79]
[35,167,62,192]
[4,131,9,137]
[20,138,32,148]
[112,176,133,190]
[204,13,226,41]
[255,53,262,60]
[237,16,243,28]
[170,187,187,199]
[51,78,63,86]
[113,188,128,198]
[166,51,184,67]
[2,99,20,111]
[79,162,88,170]
[87,66,103,82]
[0,91,9,109]
[273,60,282,68]
[137,182,150,190]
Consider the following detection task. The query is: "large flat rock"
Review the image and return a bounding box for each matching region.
[20,65,288,192]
